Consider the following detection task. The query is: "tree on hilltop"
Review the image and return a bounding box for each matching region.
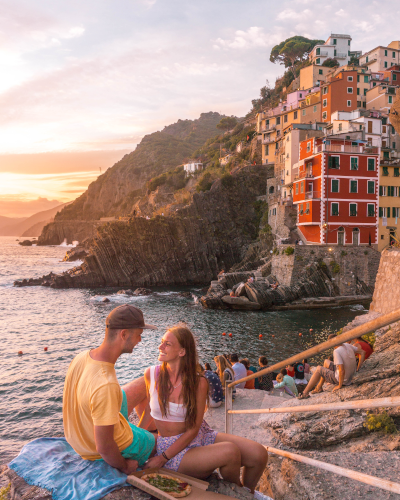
[270,36,324,78]
[216,116,238,133]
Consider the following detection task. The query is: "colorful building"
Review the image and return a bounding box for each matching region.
[378,159,400,251]
[321,70,358,122]
[310,34,354,67]
[359,41,400,72]
[293,137,379,245]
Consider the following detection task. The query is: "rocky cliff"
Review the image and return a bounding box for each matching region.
[37,221,100,246]
[17,166,271,288]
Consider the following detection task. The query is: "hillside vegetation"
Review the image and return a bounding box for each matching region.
[55,112,226,221]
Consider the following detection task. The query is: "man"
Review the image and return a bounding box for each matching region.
[230,353,247,389]
[63,304,157,474]
[298,334,365,399]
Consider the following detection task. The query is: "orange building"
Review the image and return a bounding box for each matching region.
[321,70,358,123]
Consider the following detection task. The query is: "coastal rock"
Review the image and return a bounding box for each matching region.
[102,297,111,303]
[18,240,33,246]
[178,291,193,298]
[221,295,261,310]
[133,288,152,296]
[17,166,271,289]
[62,247,88,262]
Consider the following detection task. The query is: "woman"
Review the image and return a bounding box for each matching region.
[258,356,274,392]
[201,364,223,408]
[274,368,298,397]
[214,355,236,399]
[240,358,255,389]
[143,325,268,495]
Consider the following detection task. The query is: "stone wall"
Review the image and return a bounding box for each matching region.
[370,247,400,314]
[272,244,381,295]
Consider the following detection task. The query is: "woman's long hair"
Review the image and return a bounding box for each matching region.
[157,324,200,429]
[214,355,233,387]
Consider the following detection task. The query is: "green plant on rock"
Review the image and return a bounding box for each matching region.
[319,260,328,271]
[364,250,368,255]
[329,260,340,273]
[364,411,397,434]
[272,247,279,256]
[284,246,294,255]
[362,331,376,347]
[295,255,303,261]
[0,484,10,500]
[261,223,272,235]
[310,250,315,254]
[341,251,347,257]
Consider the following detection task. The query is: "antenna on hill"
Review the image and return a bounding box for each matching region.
[99,167,102,175]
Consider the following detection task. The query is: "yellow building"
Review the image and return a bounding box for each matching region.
[378,160,400,250]
[299,65,330,91]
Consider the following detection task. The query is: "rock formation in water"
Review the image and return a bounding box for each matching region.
[15,166,271,288]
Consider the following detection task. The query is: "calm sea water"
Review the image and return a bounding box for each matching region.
[0,236,367,463]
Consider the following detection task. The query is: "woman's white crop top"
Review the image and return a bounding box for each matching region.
[149,365,187,422]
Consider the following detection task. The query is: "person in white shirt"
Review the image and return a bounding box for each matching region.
[298,334,365,399]
[230,354,247,389]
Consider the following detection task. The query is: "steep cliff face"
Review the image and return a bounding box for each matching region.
[29,166,270,288]
[55,112,225,221]
[37,221,99,246]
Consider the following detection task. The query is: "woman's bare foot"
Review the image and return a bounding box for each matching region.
[311,388,323,394]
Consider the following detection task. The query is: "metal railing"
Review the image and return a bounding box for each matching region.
[305,190,321,199]
[224,308,400,495]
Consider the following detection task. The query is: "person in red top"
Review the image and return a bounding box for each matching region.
[286,364,295,378]
[240,358,255,389]
[351,337,373,370]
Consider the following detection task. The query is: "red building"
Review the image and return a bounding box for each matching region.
[293,137,379,245]
[321,69,358,123]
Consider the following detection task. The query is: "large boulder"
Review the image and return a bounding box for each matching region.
[221,295,261,310]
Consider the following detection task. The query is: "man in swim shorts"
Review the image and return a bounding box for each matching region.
[63,304,157,474]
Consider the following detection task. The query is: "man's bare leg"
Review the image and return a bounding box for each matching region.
[302,366,324,396]
[122,377,157,431]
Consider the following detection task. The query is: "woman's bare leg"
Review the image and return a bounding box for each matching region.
[178,442,242,485]
[215,433,268,492]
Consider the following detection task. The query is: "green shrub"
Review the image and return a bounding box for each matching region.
[272,247,279,255]
[330,260,340,273]
[284,246,294,255]
[319,261,327,271]
[296,255,303,261]
[364,250,368,255]
[261,223,272,235]
[220,173,235,188]
[362,331,376,347]
[196,172,213,192]
[310,250,315,254]
[0,484,10,500]
[341,251,347,257]
[364,411,397,434]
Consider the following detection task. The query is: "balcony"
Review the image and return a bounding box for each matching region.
[261,125,276,133]
[262,137,275,145]
[335,52,347,59]
[305,190,321,199]
[315,50,329,57]
[298,169,314,179]
[315,144,379,154]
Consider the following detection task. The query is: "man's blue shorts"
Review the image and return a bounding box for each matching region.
[97,390,155,467]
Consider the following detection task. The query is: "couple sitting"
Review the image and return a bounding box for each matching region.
[63,304,268,495]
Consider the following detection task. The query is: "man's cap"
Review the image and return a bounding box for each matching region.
[106,304,157,330]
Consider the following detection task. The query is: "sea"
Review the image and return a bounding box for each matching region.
[0,236,368,463]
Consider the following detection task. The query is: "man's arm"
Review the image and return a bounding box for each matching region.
[355,345,366,371]
[94,425,138,475]
[332,364,344,392]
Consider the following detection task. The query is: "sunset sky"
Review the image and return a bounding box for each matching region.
[1,0,399,216]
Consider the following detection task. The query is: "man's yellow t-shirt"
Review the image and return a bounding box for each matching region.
[63,350,133,460]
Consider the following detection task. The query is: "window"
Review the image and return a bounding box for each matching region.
[359,124,363,131]
[364,88,367,96]
[276,116,281,125]
[394,74,398,81]
[328,156,340,168]
[300,181,304,193]
[316,48,320,55]
[348,40,351,46]
[302,109,306,116]
[322,111,327,119]
[331,179,339,193]
[333,39,337,45]
[384,61,388,68]
[323,99,327,107]
[305,203,310,214]
[367,204,375,217]
[383,166,389,176]
[393,142,396,149]
[284,114,288,123]
[295,183,299,194]
[393,207,400,218]
[357,75,360,82]
[294,111,298,119]
[323,87,328,95]
[366,56,369,63]
[389,96,393,104]
[316,58,320,64]
[350,180,358,193]
[319,69,323,75]
[367,158,375,171]
[357,88,360,95]
[385,49,388,56]
[350,203,357,216]
[347,87,353,93]
[348,76,353,82]
[393,51,396,58]
[313,105,317,112]
[332,202,339,216]
[265,145,269,155]
[367,181,375,194]
[395,167,400,177]
[338,123,342,131]
[380,185,387,196]
[357,101,361,107]
[306,141,311,152]
[364,75,369,83]
[299,204,303,215]
[347,100,352,107]
[350,157,359,170]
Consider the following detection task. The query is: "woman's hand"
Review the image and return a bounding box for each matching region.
[143,455,168,469]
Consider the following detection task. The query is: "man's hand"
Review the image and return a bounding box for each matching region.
[143,455,168,470]
[121,459,139,475]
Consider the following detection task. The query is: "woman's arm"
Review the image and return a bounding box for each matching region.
[138,369,154,429]
[143,377,208,469]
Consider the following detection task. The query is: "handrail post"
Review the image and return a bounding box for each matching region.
[225,381,233,434]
